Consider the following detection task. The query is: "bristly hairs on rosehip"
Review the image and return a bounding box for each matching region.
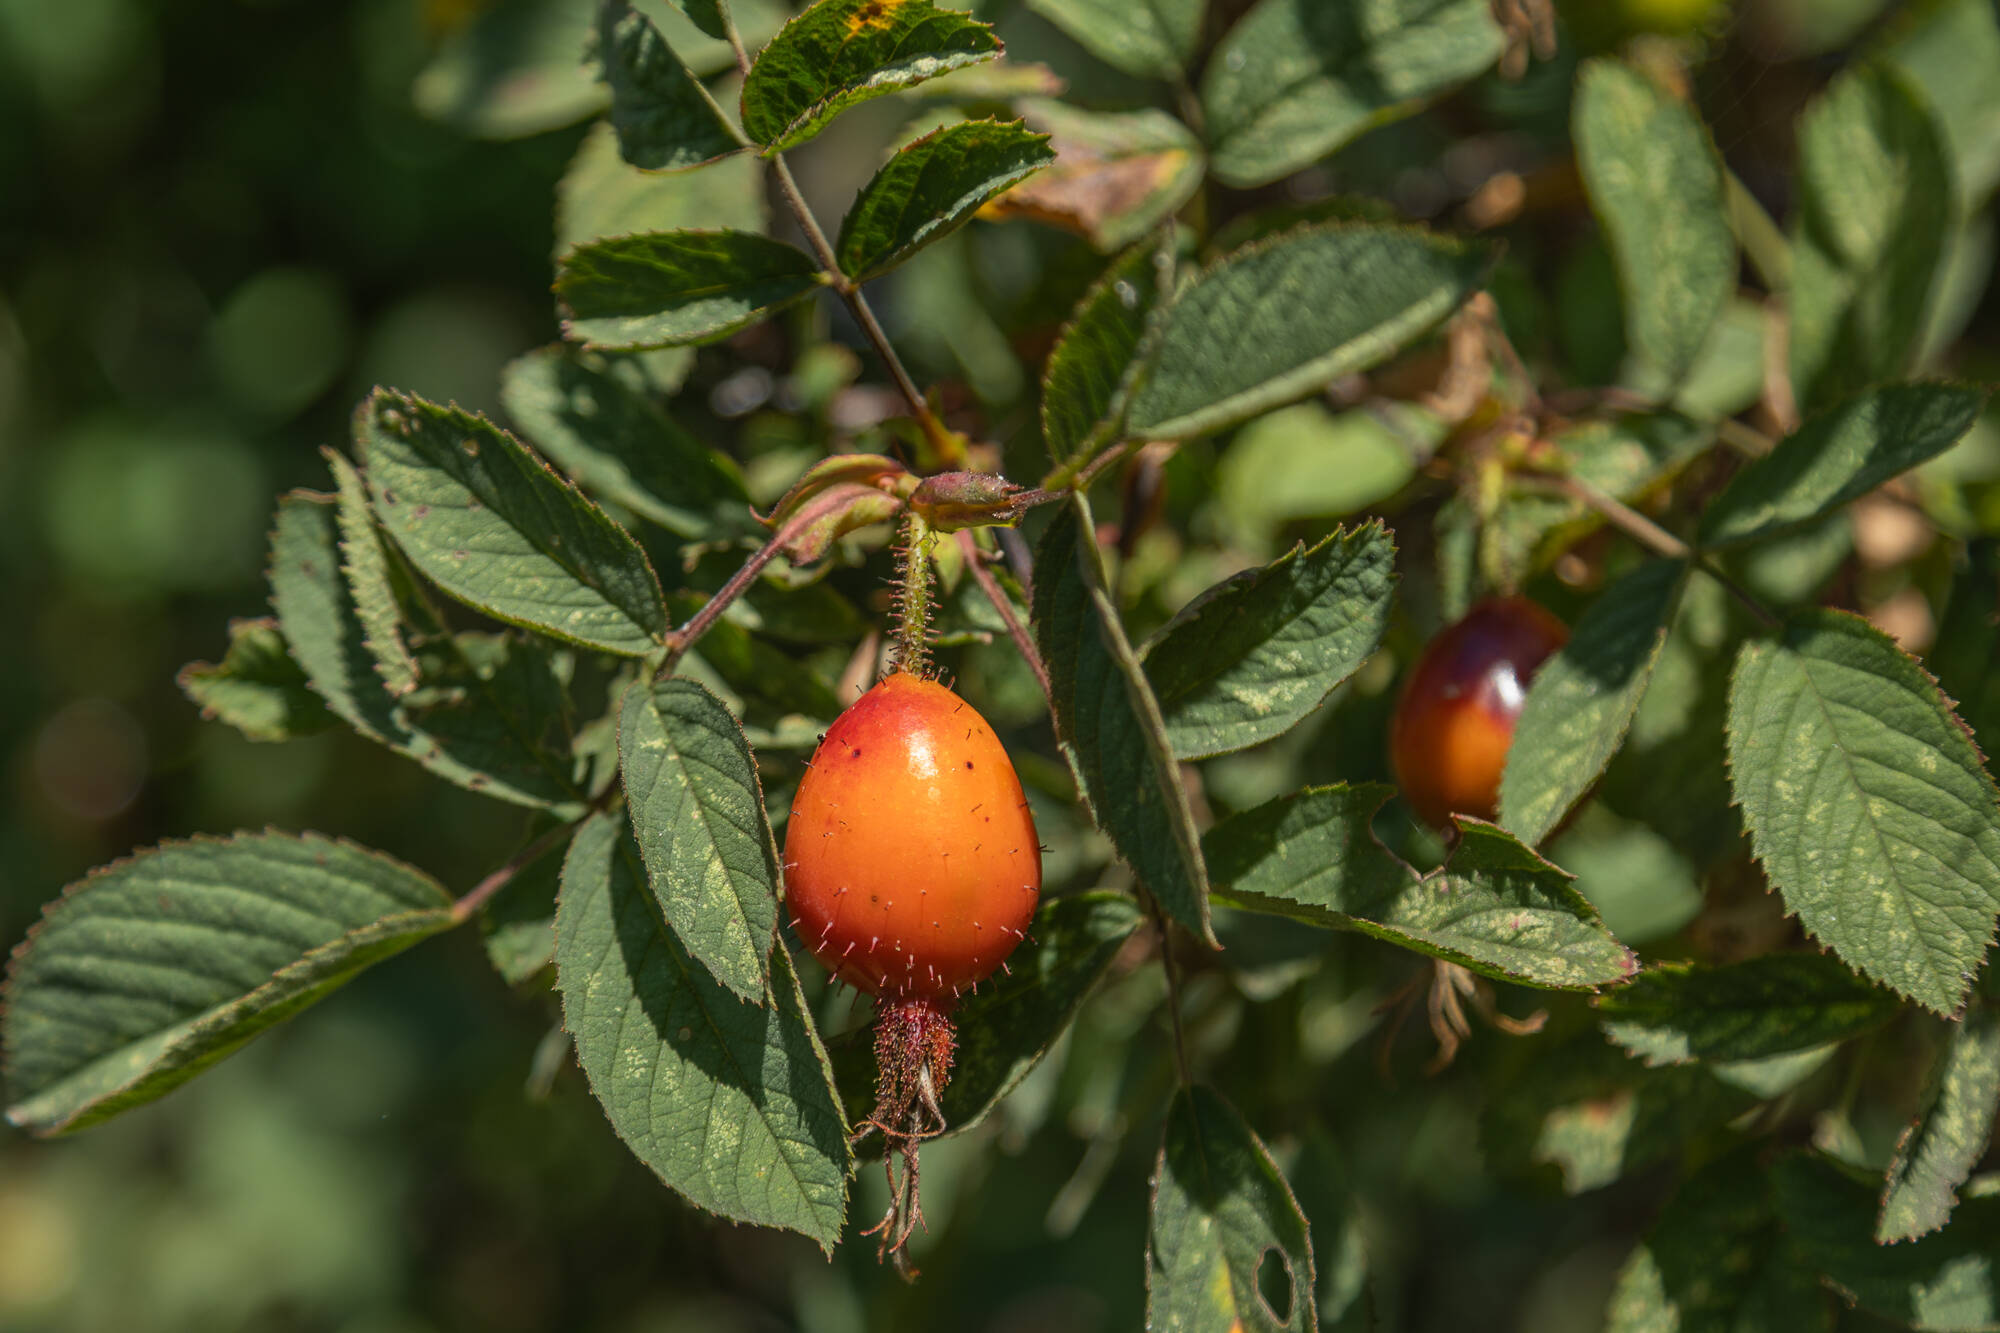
[884,510,937,681]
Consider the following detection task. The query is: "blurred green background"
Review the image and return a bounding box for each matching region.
[2,0,1996,1330]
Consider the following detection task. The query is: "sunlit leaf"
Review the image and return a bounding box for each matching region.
[557,230,824,349]
[835,118,1053,281]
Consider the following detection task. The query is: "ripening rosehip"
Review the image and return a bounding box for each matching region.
[1390,596,1568,828]
[784,671,1041,1001]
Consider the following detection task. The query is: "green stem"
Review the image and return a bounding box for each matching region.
[1725,168,1791,293]
[1141,889,1194,1089]
[888,510,936,676]
[956,529,1049,706]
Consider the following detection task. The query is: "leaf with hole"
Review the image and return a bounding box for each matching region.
[1727,610,2000,1013]
[739,0,1001,152]
[1501,559,1686,847]
[1200,0,1505,189]
[359,389,669,656]
[1573,58,1737,397]
[1127,222,1493,440]
[3,832,454,1136]
[618,677,781,1004]
[1034,500,1214,945]
[1144,523,1396,761]
[1206,785,1637,990]
[835,118,1054,282]
[1699,384,1986,549]
[553,810,850,1251]
[178,618,337,743]
[557,231,823,349]
[1147,1085,1317,1332]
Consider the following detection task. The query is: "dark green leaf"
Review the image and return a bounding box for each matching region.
[1790,64,1956,412]
[983,100,1204,252]
[1200,0,1504,189]
[1041,236,1172,470]
[479,825,570,985]
[738,0,1001,152]
[1501,560,1686,846]
[557,231,823,349]
[269,493,586,811]
[554,810,851,1250]
[359,389,670,656]
[557,122,767,257]
[1206,785,1637,990]
[1022,0,1202,78]
[1880,1004,2000,1242]
[1699,384,1986,549]
[326,449,421,699]
[1572,59,1736,396]
[599,1,741,170]
[1034,500,1215,944]
[1777,1152,2000,1330]
[1604,1147,1832,1333]
[178,618,337,743]
[835,118,1054,281]
[943,891,1143,1132]
[664,0,728,40]
[1727,610,2000,1013]
[1127,223,1493,440]
[1147,1085,1317,1333]
[618,678,780,1004]
[1596,953,1900,1066]
[500,345,748,539]
[3,832,454,1136]
[1144,523,1396,761]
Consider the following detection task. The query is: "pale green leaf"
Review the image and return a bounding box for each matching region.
[1790,64,1957,412]
[618,678,780,1005]
[1144,523,1396,761]
[3,832,453,1136]
[1126,222,1493,440]
[1501,559,1685,847]
[1022,0,1202,78]
[987,101,1203,253]
[1147,1085,1317,1333]
[359,389,670,656]
[554,810,851,1250]
[1034,500,1215,945]
[1727,610,2000,1013]
[1206,785,1637,990]
[1880,1004,2000,1242]
[1573,59,1736,396]
[1200,0,1504,189]
[1880,0,2000,203]
[556,120,767,257]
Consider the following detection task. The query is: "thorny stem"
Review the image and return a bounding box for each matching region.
[1041,437,1139,495]
[887,511,936,676]
[720,14,960,466]
[956,529,1051,706]
[451,787,618,922]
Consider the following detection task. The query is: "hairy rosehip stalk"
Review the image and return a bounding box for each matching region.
[885,511,935,679]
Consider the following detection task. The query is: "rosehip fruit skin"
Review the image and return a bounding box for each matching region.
[1390,596,1569,828]
[784,672,1040,1001]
